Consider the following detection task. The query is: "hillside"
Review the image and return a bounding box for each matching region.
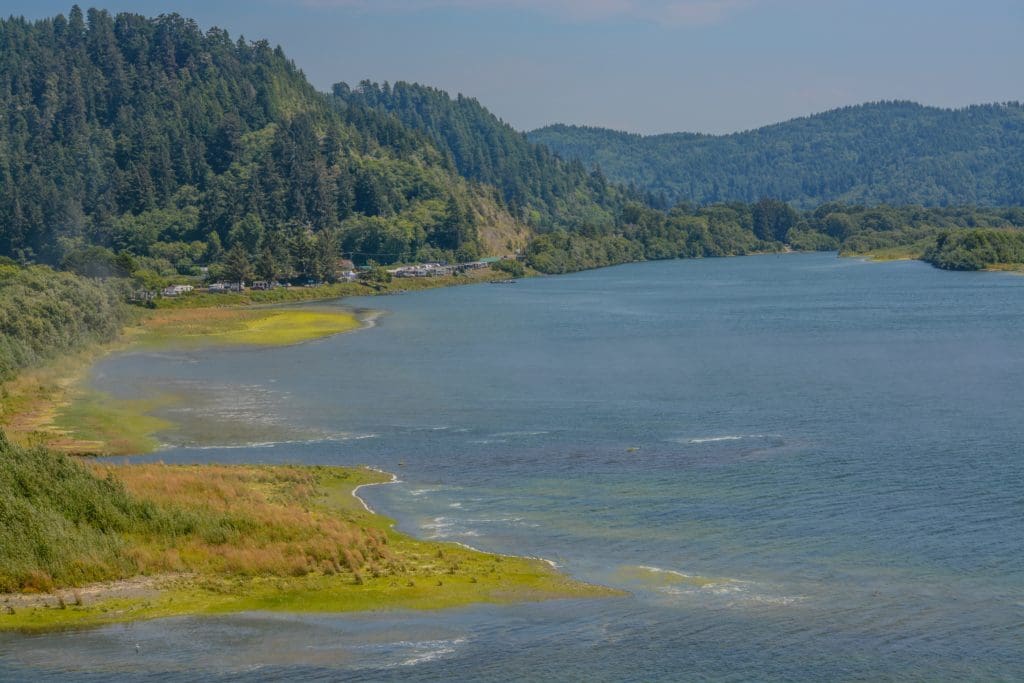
[2,9,1023,283]
[529,102,1024,208]
[332,81,641,233]
[0,7,524,274]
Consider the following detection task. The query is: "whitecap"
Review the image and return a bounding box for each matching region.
[392,638,467,667]
[625,565,806,609]
[491,430,549,437]
[687,435,745,444]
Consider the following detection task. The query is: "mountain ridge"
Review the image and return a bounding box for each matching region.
[528,100,1024,208]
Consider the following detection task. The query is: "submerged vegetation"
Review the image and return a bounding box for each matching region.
[136,307,361,349]
[0,263,512,456]
[0,435,615,630]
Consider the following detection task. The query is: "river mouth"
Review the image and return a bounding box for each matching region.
[7,253,1024,681]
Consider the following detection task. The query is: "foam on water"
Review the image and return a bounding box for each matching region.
[620,565,807,609]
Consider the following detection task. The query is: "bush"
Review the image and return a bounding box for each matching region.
[0,265,129,381]
[493,259,525,277]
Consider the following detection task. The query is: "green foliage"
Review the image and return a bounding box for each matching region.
[493,259,525,277]
[357,260,392,284]
[0,432,141,592]
[221,243,254,285]
[526,200,1024,275]
[0,10,497,273]
[526,231,643,274]
[529,101,1024,208]
[924,229,1024,270]
[333,81,641,233]
[0,265,128,381]
[815,204,1024,257]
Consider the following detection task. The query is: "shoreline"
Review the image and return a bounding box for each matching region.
[350,467,402,514]
[351,470,563,570]
[0,462,622,633]
[0,248,1003,454]
[1,268,515,456]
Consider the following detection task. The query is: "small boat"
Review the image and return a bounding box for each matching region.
[491,279,518,284]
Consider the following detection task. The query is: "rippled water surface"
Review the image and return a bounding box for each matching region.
[3,253,1023,681]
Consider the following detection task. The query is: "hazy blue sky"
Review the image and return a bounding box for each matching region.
[4,1,1022,134]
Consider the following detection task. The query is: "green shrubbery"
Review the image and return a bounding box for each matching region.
[0,265,129,381]
[924,229,1024,270]
[0,432,141,592]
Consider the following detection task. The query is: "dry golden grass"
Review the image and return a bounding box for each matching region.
[2,461,619,631]
[97,464,396,580]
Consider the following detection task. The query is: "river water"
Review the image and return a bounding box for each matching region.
[3,253,1023,681]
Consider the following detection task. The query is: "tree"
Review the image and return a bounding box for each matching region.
[256,246,281,282]
[357,259,391,284]
[752,198,798,242]
[313,228,340,282]
[221,243,254,287]
[209,113,244,174]
[205,232,224,263]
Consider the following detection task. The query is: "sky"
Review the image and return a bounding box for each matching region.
[3,0,1023,134]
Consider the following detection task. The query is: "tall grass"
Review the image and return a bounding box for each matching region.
[0,265,128,382]
[0,433,393,593]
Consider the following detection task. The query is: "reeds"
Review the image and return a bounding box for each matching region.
[1,436,396,593]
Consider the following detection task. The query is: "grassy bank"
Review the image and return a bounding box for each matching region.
[154,268,510,310]
[0,306,360,455]
[0,438,617,631]
[1,267,518,455]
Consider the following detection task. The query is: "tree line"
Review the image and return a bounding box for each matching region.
[2,8,1024,296]
[523,200,1024,273]
[529,101,1024,209]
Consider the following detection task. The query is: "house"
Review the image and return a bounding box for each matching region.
[207,282,244,293]
[389,263,453,278]
[251,280,278,291]
[161,284,194,297]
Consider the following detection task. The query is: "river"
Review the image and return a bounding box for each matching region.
[3,253,1022,681]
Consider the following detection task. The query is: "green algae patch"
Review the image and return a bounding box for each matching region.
[17,306,362,455]
[52,390,176,456]
[0,306,360,455]
[0,461,620,632]
[136,307,362,350]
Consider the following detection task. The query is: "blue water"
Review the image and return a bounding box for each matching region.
[3,253,1023,681]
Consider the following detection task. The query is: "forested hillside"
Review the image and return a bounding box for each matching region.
[529,102,1024,208]
[332,81,641,233]
[2,8,1023,288]
[0,7,523,275]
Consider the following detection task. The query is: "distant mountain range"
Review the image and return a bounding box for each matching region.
[529,102,1024,208]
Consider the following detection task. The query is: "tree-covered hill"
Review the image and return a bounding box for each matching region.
[528,101,1024,208]
[0,7,525,273]
[332,81,641,234]
[3,9,1023,284]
